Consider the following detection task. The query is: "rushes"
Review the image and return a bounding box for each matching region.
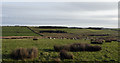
[11,47,38,60]
[60,50,74,59]
[54,43,102,52]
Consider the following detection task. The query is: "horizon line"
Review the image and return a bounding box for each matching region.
[1,25,118,29]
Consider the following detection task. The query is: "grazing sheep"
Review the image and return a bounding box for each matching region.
[60,50,74,59]
[48,37,52,39]
[50,37,52,39]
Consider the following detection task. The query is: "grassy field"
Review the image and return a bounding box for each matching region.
[2,26,118,37]
[30,27,118,37]
[2,39,118,62]
[2,26,39,36]
[2,26,119,62]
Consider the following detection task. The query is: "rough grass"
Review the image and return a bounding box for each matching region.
[2,26,118,37]
[60,50,74,59]
[54,45,70,52]
[2,26,119,62]
[2,39,118,62]
[11,47,38,60]
[30,27,118,37]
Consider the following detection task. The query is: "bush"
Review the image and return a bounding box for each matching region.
[27,47,38,59]
[70,43,92,51]
[111,38,117,41]
[60,50,73,59]
[86,45,101,51]
[70,43,102,51]
[91,42,103,44]
[70,43,86,51]
[91,39,103,44]
[104,37,117,42]
[90,39,94,42]
[11,48,27,59]
[105,39,112,42]
[53,58,61,63]
[54,45,63,52]
[63,45,71,51]
[85,44,93,51]
[54,45,70,52]
[54,43,102,52]
[33,38,38,40]
[92,46,101,51]
[11,47,38,60]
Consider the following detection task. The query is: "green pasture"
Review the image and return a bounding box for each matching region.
[2,26,39,36]
[2,39,118,62]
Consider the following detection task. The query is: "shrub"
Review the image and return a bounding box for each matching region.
[91,39,103,44]
[105,39,112,42]
[91,42,103,44]
[53,58,61,63]
[92,46,101,51]
[54,45,63,52]
[63,45,71,51]
[84,44,93,51]
[70,43,102,51]
[60,50,73,59]
[11,47,38,60]
[87,45,101,51]
[54,43,102,52]
[33,38,38,40]
[27,47,38,59]
[90,39,94,42]
[70,43,89,51]
[54,45,70,52]
[104,37,117,42]
[111,38,117,41]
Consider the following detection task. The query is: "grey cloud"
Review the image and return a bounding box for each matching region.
[3,2,117,12]
[93,15,117,18]
[2,2,118,28]
[3,16,117,24]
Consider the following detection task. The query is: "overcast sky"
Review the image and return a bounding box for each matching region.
[2,2,118,28]
[2,0,119,2]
